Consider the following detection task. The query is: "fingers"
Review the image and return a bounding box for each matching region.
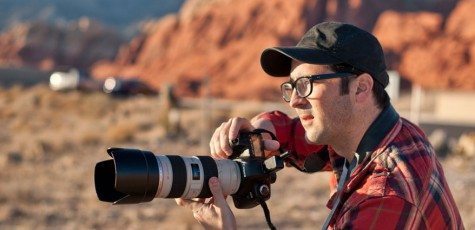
[176,177,229,211]
[229,117,254,140]
[263,139,280,151]
[210,123,227,159]
[209,117,281,160]
[219,122,233,156]
[191,198,206,203]
[208,177,227,207]
[210,117,255,159]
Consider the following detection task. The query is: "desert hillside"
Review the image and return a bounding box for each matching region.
[0,85,473,228]
[92,0,475,99]
[1,0,474,100]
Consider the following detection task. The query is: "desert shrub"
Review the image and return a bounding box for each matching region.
[79,130,104,145]
[77,92,116,119]
[106,121,139,143]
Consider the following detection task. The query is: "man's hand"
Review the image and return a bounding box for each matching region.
[209,117,280,159]
[175,177,236,230]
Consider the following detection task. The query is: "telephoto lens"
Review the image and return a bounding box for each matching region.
[95,130,287,209]
[94,148,242,204]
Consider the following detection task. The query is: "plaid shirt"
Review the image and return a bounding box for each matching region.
[256,105,463,229]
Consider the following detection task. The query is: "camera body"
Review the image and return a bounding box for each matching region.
[229,131,284,208]
[94,131,285,209]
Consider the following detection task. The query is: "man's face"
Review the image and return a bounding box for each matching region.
[288,62,354,144]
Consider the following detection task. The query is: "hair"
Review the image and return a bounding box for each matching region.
[329,63,389,109]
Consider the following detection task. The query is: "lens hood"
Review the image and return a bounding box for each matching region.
[94,148,159,204]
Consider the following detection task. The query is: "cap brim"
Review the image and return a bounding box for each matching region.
[260,47,343,77]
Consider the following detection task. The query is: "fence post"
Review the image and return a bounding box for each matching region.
[201,76,212,154]
[410,84,422,125]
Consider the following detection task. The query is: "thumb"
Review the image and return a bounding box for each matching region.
[264,139,280,151]
[209,177,227,206]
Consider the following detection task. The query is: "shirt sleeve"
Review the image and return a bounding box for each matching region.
[335,196,425,229]
[253,111,331,171]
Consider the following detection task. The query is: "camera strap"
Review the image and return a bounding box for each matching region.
[253,128,328,174]
[321,158,357,229]
[258,198,276,230]
[251,129,279,230]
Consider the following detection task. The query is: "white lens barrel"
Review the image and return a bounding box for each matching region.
[154,156,241,198]
[215,159,241,195]
[156,155,173,198]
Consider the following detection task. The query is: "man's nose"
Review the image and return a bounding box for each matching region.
[289,90,306,108]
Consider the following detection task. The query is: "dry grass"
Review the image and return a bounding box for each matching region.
[106,121,140,143]
[0,84,473,229]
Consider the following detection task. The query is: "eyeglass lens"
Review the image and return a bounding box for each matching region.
[281,78,312,102]
[281,83,293,101]
[296,78,311,97]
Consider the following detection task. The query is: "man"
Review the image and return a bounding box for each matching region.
[176,22,464,229]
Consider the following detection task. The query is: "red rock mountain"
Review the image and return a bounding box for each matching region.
[0,18,122,70]
[92,0,470,99]
[1,0,472,99]
[93,0,323,100]
[374,0,475,90]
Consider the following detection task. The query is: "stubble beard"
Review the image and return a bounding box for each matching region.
[303,121,328,144]
[305,100,353,145]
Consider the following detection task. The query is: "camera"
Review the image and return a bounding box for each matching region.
[94,131,286,209]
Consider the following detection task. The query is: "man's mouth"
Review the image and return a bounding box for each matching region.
[300,114,314,121]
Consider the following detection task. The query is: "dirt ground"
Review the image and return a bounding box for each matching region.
[0,85,473,229]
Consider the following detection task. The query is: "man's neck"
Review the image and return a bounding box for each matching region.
[331,106,383,161]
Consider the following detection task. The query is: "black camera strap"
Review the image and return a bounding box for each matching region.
[258,197,276,230]
[251,129,280,230]
[253,128,327,174]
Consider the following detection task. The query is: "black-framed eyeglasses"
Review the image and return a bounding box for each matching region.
[280,73,354,102]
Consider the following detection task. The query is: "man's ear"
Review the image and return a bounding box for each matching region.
[354,73,373,103]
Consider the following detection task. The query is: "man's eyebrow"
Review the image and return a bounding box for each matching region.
[290,73,308,80]
[288,75,298,82]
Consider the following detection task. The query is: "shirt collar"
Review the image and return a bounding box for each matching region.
[354,104,399,164]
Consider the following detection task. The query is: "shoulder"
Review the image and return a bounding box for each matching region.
[384,118,437,188]
[367,118,442,204]
[368,116,436,179]
[344,117,438,206]
[336,196,428,229]
[392,118,433,152]
[338,117,463,229]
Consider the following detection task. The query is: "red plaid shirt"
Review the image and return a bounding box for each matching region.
[256,105,463,229]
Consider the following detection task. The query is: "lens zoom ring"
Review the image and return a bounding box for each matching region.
[197,156,218,198]
[166,156,187,198]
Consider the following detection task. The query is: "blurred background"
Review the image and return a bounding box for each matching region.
[0,0,474,229]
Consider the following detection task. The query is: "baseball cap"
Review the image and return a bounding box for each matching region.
[260,21,389,87]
